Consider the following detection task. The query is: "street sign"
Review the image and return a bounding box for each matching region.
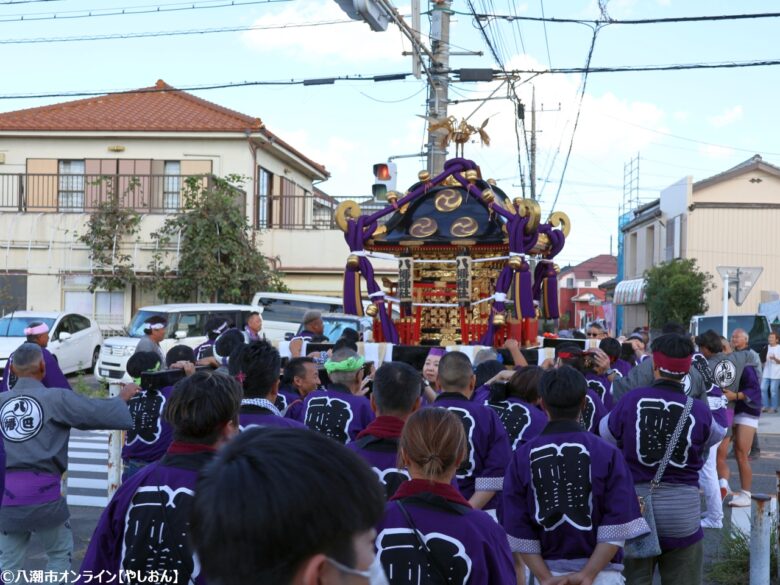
[716,266,763,307]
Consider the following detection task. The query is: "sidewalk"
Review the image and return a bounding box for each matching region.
[755,409,780,435]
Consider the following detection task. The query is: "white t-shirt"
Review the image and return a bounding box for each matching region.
[764,345,780,380]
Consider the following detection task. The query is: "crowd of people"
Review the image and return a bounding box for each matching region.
[0,313,769,584]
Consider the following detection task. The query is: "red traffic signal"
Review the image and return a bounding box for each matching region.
[373,163,392,181]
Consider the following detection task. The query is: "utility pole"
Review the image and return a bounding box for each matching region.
[425,0,452,175]
[530,88,537,200]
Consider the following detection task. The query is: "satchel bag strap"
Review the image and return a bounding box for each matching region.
[396,500,450,583]
[651,397,693,491]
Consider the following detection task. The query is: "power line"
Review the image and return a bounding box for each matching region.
[0,0,289,23]
[538,0,552,68]
[0,74,414,100]
[548,25,601,212]
[512,58,780,74]
[0,17,355,44]
[0,0,61,5]
[472,10,780,26]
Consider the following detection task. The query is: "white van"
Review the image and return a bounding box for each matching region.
[251,293,345,342]
[94,303,259,383]
[251,292,401,342]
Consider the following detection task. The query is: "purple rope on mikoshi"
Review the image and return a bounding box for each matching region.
[341,215,399,343]
[532,223,567,319]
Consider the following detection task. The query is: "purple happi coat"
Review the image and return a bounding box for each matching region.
[602,379,719,550]
[614,359,633,378]
[298,384,374,444]
[348,416,410,500]
[2,347,71,392]
[585,372,613,411]
[581,386,607,435]
[503,420,648,574]
[432,392,511,506]
[735,365,762,418]
[193,339,215,362]
[80,444,216,583]
[275,385,303,414]
[121,386,174,463]
[239,400,307,431]
[486,397,547,451]
[377,479,516,585]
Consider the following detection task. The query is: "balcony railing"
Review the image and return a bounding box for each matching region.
[0,174,392,231]
[0,173,218,213]
[256,194,385,230]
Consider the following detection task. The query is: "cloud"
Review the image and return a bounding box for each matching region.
[708,105,743,128]
[242,0,410,63]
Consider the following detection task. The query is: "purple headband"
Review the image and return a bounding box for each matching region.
[427,348,446,358]
[24,323,49,336]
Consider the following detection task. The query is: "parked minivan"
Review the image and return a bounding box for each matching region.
[689,313,771,354]
[94,303,259,383]
[251,292,399,342]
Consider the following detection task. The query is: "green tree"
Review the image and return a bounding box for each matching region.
[148,174,287,302]
[644,258,714,329]
[78,177,143,292]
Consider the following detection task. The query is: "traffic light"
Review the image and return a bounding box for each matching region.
[372,161,397,200]
[332,0,390,32]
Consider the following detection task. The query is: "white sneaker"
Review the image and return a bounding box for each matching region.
[728,490,752,507]
[701,517,723,529]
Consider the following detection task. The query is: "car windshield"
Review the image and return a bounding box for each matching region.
[127,311,170,338]
[696,315,770,344]
[320,318,362,343]
[0,316,56,337]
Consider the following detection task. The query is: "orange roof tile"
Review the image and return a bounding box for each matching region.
[0,80,328,176]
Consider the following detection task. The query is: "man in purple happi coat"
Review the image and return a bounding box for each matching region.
[2,321,71,392]
[504,366,649,584]
[348,362,421,499]
[485,366,548,451]
[80,370,242,583]
[229,340,306,431]
[280,357,321,418]
[600,333,725,584]
[296,348,374,444]
[193,317,230,367]
[433,351,511,512]
[554,344,609,434]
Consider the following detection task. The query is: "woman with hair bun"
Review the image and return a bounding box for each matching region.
[375,408,515,584]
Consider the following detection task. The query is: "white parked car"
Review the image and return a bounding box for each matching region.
[95,303,260,383]
[0,311,103,381]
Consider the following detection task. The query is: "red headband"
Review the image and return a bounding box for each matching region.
[557,351,580,360]
[653,352,692,375]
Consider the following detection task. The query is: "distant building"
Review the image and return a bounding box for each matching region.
[617,155,780,333]
[0,80,370,326]
[558,254,617,329]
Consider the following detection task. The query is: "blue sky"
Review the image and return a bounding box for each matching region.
[3,0,779,267]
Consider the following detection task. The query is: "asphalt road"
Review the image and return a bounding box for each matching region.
[19,374,780,583]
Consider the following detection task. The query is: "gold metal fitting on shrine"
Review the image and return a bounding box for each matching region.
[493,312,506,327]
[481,189,495,204]
[487,178,497,185]
[386,191,400,205]
[346,254,360,269]
[508,255,523,271]
[418,170,431,182]
[365,303,379,318]
[464,169,479,183]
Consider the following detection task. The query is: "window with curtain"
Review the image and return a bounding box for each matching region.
[58,160,85,211]
[257,167,272,228]
[163,161,181,211]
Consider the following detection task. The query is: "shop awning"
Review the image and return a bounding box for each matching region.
[614,278,646,305]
